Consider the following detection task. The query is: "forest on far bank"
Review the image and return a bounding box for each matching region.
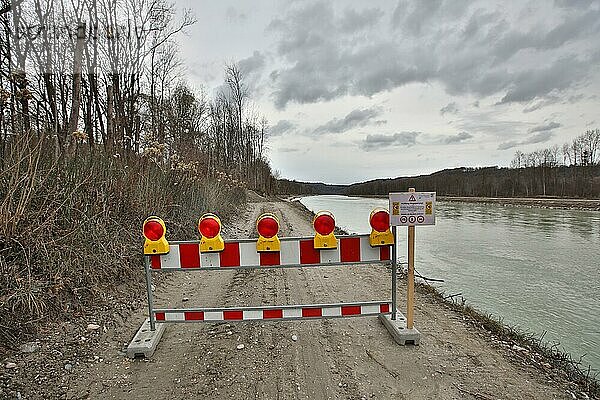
[277,164,600,199]
[277,129,600,199]
[344,164,600,198]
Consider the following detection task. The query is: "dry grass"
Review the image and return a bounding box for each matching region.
[0,134,245,349]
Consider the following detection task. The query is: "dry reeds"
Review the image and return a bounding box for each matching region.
[0,134,245,348]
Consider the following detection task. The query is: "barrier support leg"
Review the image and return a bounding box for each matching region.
[126,256,166,358]
[144,256,156,331]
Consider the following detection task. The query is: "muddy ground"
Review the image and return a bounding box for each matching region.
[1,196,590,399]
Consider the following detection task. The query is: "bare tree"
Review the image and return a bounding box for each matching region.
[0,0,277,193]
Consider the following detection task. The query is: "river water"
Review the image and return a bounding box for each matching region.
[299,195,600,372]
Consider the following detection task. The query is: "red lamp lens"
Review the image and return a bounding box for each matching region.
[199,217,220,238]
[257,217,279,238]
[370,211,390,232]
[144,220,164,241]
[314,214,335,235]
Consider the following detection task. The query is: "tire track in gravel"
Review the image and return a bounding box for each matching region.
[206,201,344,399]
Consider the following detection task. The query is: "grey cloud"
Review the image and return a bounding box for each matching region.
[542,9,600,48]
[237,51,267,95]
[521,93,584,113]
[268,1,333,57]
[269,2,433,108]
[419,131,473,145]
[497,57,590,104]
[462,9,501,40]
[273,63,348,108]
[497,130,554,150]
[489,9,600,65]
[272,41,433,108]
[528,121,561,133]
[314,107,382,134]
[269,70,280,81]
[523,103,544,113]
[554,0,597,9]
[392,0,468,35]
[452,109,525,139]
[269,120,296,136]
[498,141,519,150]
[523,131,554,145]
[339,8,383,32]
[440,131,472,144]
[349,45,434,95]
[522,96,561,113]
[268,2,600,109]
[440,102,459,115]
[361,131,420,151]
[238,51,266,75]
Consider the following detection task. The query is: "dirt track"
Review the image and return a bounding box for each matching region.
[65,197,574,399]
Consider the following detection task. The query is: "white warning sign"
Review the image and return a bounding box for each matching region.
[389,192,436,226]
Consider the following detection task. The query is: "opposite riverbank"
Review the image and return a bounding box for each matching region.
[439,196,600,211]
[335,194,600,211]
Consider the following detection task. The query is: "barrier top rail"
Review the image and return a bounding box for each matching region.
[148,234,391,271]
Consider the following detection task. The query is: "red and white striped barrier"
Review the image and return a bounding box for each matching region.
[150,234,390,271]
[154,301,392,322]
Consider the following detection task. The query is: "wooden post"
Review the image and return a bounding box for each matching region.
[407,188,416,329]
[391,225,397,320]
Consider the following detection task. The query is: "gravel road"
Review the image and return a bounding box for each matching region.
[64,197,574,399]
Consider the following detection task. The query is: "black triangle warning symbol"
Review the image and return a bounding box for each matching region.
[409,195,416,201]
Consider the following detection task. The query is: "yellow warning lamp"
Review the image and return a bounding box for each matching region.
[143,216,170,255]
[198,213,225,252]
[313,211,337,249]
[369,208,394,247]
[256,213,281,252]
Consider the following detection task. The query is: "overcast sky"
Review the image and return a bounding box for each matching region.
[173,0,600,184]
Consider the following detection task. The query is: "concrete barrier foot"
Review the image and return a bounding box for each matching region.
[126,318,166,359]
[379,310,421,345]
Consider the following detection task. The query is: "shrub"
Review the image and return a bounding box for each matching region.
[0,134,245,348]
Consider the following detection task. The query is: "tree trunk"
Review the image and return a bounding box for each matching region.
[542,166,546,196]
[90,73,105,146]
[106,84,114,151]
[68,22,86,148]
[14,71,30,132]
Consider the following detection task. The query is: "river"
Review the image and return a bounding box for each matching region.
[299,194,600,372]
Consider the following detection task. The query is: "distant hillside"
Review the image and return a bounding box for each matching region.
[275,179,346,195]
[276,165,600,199]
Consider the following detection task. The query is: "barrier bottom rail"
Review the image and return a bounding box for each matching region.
[153,301,394,322]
